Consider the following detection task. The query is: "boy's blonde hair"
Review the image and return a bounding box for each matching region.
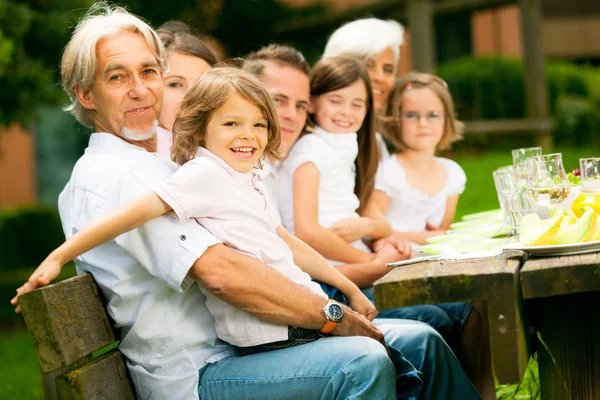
[171,67,282,166]
[384,72,464,151]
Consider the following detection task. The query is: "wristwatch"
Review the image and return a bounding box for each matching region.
[319,299,344,335]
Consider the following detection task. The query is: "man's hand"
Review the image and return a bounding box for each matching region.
[329,217,372,243]
[332,305,390,355]
[10,256,61,313]
[345,289,378,321]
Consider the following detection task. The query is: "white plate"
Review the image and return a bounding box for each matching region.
[504,240,600,256]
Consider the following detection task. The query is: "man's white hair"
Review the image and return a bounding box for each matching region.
[61,2,166,128]
[322,18,404,72]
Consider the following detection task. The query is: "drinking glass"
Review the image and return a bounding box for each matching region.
[526,153,571,207]
[571,158,600,216]
[511,147,542,215]
[512,147,543,170]
[493,166,528,231]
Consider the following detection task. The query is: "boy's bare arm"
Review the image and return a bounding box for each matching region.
[10,192,170,313]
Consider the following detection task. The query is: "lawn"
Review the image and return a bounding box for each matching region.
[1,148,590,399]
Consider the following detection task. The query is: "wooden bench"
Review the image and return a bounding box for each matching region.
[18,273,135,399]
[373,250,531,384]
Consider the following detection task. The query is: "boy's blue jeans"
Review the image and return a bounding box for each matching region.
[198,319,481,399]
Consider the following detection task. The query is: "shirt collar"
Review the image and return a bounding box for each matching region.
[89,132,152,153]
[312,125,358,146]
[195,147,254,184]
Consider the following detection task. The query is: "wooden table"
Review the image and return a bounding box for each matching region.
[373,250,531,385]
[520,252,600,399]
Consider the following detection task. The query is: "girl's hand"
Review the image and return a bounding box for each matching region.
[10,256,62,313]
[345,288,378,321]
[329,217,373,243]
[425,221,446,238]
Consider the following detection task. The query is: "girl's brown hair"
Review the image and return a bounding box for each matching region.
[171,67,282,166]
[309,55,379,213]
[383,72,464,152]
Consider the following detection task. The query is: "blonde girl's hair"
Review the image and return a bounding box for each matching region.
[309,55,379,213]
[384,72,464,151]
[61,2,166,128]
[171,67,282,166]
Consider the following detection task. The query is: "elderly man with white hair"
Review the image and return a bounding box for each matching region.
[14,5,483,399]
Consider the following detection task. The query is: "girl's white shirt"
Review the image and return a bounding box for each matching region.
[279,126,372,263]
[375,154,466,233]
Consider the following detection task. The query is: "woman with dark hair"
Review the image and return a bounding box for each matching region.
[156,21,217,151]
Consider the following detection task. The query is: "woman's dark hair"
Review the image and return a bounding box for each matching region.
[309,55,379,213]
[157,20,217,66]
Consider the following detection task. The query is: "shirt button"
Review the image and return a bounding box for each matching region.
[180,235,186,241]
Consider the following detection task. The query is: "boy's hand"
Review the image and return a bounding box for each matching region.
[10,256,61,313]
[329,217,372,243]
[345,288,378,321]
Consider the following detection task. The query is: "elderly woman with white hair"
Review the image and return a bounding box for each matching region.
[321,18,497,400]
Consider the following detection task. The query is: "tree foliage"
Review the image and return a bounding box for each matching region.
[0,0,93,128]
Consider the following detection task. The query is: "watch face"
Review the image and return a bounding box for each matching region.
[327,303,344,322]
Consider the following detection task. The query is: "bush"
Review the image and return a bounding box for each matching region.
[553,95,600,148]
[0,205,64,270]
[437,57,592,120]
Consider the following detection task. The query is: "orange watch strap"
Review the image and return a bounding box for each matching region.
[319,319,338,334]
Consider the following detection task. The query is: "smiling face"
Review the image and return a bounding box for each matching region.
[400,87,445,152]
[312,79,368,134]
[204,92,269,172]
[76,31,163,146]
[364,47,395,113]
[160,52,212,131]
[260,61,310,156]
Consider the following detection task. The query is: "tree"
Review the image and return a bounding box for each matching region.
[0,0,92,128]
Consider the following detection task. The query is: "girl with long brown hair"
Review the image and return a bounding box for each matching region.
[279,56,412,282]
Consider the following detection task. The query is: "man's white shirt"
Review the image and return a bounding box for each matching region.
[58,133,232,400]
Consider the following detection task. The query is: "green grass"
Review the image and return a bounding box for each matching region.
[0,327,44,399]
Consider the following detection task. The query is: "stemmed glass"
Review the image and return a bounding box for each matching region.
[571,158,600,216]
[526,153,571,207]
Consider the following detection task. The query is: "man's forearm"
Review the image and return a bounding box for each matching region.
[188,244,329,329]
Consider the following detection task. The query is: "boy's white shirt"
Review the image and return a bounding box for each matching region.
[153,147,327,346]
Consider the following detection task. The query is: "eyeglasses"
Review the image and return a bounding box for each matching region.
[401,111,444,124]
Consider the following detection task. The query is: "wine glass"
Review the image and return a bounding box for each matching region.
[526,153,571,207]
[571,158,600,216]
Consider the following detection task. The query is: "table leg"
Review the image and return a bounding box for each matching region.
[532,292,600,399]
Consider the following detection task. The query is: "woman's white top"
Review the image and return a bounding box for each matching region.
[375,155,466,232]
[154,147,327,347]
[279,126,371,262]
[375,132,390,159]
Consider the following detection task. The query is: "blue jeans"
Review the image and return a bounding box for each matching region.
[321,283,471,348]
[198,319,481,399]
